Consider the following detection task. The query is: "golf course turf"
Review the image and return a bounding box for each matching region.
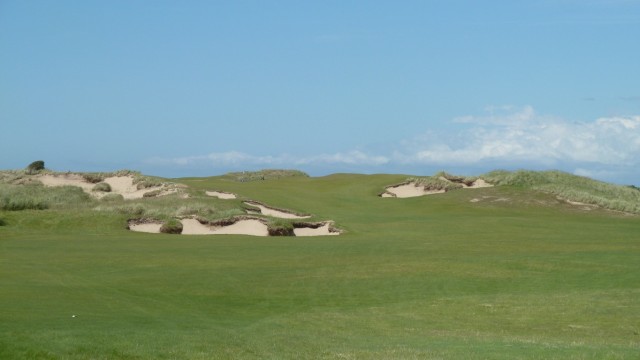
[1,171,639,359]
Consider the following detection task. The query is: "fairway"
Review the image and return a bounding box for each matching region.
[1,173,639,359]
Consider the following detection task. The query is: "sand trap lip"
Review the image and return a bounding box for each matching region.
[38,174,176,199]
[206,190,237,199]
[244,201,310,219]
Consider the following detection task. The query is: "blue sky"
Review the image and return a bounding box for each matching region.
[1,1,639,183]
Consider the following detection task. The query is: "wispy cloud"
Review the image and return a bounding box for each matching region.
[147,150,389,168]
[146,106,640,182]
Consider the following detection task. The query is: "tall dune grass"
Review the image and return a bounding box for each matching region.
[0,183,92,211]
[483,170,640,213]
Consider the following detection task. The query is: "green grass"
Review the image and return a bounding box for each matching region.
[1,171,639,359]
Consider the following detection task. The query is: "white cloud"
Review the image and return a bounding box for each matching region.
[398,107,640,168]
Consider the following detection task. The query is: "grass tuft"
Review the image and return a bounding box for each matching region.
[160,218,183,234]
[92,182,112,192]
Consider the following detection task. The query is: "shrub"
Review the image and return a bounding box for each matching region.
[25,160,45,174]
[160,218,183,234]
[82,173,105,184]
[0,218,5,226]
[142,189,163,198]
[92,182,112,192]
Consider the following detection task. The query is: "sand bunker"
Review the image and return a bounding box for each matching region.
[439,177,493,189]
[293,222,339,236]
[383,182,446,198]
[206,191,237,199]
[128,218,340,237]
[128,222,163,233]
[38,174,176,199]
[244,202,310,219]
[181,218,269,236]
[383,177,494,198]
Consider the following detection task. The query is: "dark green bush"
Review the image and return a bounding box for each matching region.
[160,219,183,234]
[0,218,5,226]
[25,160,45,174]
[92,182,112,192]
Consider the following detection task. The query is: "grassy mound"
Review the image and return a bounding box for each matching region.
[225,169,309,182]
[484,170,640,213]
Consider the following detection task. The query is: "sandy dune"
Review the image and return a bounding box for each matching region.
[244,202,310,219]
[38,174,175,199]
[206,191,237,199]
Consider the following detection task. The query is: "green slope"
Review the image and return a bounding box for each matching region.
[1,171,639,359]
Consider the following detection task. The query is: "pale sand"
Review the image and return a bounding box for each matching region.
[244,202,310,219]
[294,223,339,237]
[129,222,163,233]
[385,182,445,198]
[206,191,237,199]
[467,179,493,188]
[39,174,95,192]
[38,174,174,199]
[180,218,269,236]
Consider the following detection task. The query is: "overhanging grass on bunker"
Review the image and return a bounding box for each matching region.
[1,170,639,359]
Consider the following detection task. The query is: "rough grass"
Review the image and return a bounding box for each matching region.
[0,183,92,211]
[484,170,640,213]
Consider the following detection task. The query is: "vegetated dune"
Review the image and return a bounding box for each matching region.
[205,191,237,199]
[39,174,177,199]
[244,201,310,219]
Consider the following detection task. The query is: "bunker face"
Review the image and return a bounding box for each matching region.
[293,223,339,236]
[180,218,269,236]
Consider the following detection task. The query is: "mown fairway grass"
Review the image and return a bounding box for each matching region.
[1,174,639,359]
